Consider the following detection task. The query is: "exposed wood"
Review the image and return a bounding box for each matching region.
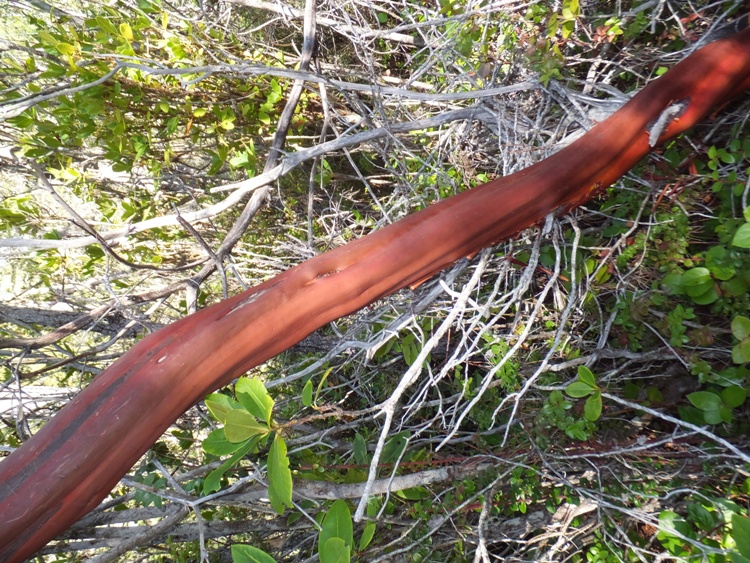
[1,29,749,562]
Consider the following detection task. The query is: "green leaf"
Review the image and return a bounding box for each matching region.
[662,271,684,295]
[713,497,743,520]
[320,500,353,555]
[225,409,270,443]
[719,405,733,424]
[38,30,58,48]
[687,391,722,411]
[353,433,369,465]
[719,149,736,164]
[691,287,719,305]
[681,267,710,286]
[577,365,596,387]
[203,427,247,456]
[119,22,134,41]
[705,245,736,281]
[657,510,696,554]
[701,407,724,425]
[732,223,750,248]
[359,522,376,552]
[686,502,715,532]
[203,438,257,494]
[564,420,588,441]
[732,316,750,341]
[381,431,409,464]
[231,544,278,563]
[205,393,239,423]
[56,42,75,55]
[565,381,594,398]
[268,434,293,514]
[395,486,428,500]
[733,513,750,558]
[320,537,350,563]
[229,150,251,169]
[681,267,713,297]
[733,339,750,364]
[584,391,602,421]
[744,206,750,223]
[401,333,418,366]
[366,497,380,518]
[236,377,274,424]
[722,385,747,408]
[302,380,313,407]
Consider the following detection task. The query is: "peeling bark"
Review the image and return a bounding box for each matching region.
[1,29,750,562]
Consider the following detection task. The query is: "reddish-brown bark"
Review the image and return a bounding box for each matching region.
[1,30,750,561]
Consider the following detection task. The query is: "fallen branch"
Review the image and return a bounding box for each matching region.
[1,29,749,562]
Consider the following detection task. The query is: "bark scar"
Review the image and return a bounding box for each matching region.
[648,98,690,147]
[221,281,283,318]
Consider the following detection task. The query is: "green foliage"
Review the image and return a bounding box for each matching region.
[202,377,291,514]
[319,500,353,563]
[232,544,278,563]
[132,466,167,508]
[687,386,746,424]
[536,387,595,442]
[1,2,283,217]
[547,0,580,40]
[664,267,719,305]
[236,377,275,425]
[267,433,293,514]
[732,316,750,364]
[657,497,750,561]
[565,366,603,422]
[734,513,750,559]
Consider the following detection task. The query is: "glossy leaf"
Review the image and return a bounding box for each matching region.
[359,522,376,552]
[565,381,594,398]
[688,391,722,411]
[301,380,313,407]
[205,393,240,424]
[734,513,750,558]
[732,223,750,248]
[231,544,278,563]
[353,433,368,465]
[732,316,750,341]
[320,500,353,555]
[577,365,596,387]
[268,434,293,514]
[722,385,747,408]
[733,339,750,364]
[319,538,350,563]
[584,391,602,421]
[224,409,270,443]
[236,377,274,424]
[203,438,257,495]
[203,428,247,456]
[657,510,695,555]
[381,431,409,464]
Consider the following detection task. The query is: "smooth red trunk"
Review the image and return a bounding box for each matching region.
[1,30,750,561]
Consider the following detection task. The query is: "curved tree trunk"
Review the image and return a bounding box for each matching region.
[1,29,750,562]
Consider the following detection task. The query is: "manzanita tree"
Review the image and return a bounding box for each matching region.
[1,24,749,561]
